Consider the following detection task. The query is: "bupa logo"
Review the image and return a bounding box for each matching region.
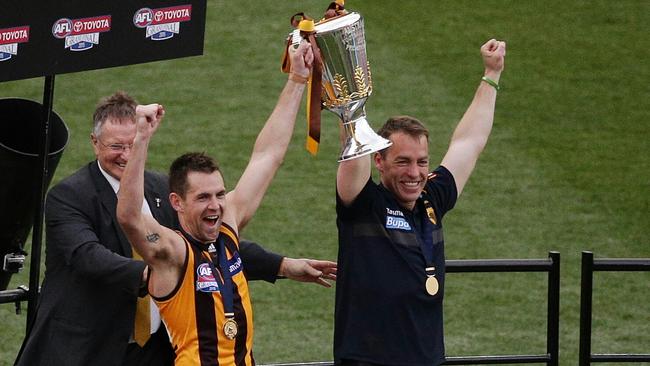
[196,263,220,293]
[134,4,192,41]
[52,15,111,51]
[52,19,72,39]
[133,8,154,28]
[386,215,412,231]
[0,26,30,62]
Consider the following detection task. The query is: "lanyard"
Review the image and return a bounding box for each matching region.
[179,228,235,318]
[205,237,235,318]
[418,197,435,267]
[419,193,440,295]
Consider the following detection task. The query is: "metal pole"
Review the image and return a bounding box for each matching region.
[579,251,594,366]
[25,75,56,329]
[546,251,560,366]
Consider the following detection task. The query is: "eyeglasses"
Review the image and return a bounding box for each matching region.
[96,139,133,152]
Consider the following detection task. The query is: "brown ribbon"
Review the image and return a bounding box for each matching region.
[280,2,346,155]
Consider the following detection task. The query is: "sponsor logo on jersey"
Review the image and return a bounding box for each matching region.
[227,252,243,276]
[196,263,220,292]
[386,215,412,231]
[0,26,29,62]
[133,5,192,41]
[386,207,404,217]
[52,15,111,51]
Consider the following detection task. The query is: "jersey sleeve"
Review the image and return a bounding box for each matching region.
[425,165,458,219]
[336,177,377,221]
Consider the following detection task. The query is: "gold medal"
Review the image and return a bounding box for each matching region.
[223,318,238,340]
[425,276,439,296]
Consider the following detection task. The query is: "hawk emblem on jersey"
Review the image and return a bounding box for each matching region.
[426,205,437,225]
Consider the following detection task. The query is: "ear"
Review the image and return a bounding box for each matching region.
[373,152,384,173]
[169,192,183,212]
[90,133,100,158]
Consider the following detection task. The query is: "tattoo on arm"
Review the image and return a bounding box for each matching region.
[146,232,160,243]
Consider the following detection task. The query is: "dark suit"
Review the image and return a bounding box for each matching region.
[16,161,283,365]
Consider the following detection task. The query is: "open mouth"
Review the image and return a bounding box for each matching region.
[204,215,219,226]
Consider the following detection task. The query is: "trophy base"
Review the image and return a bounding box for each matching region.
[338,117,392,162]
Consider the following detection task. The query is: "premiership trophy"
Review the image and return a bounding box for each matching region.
[287,3,391,161]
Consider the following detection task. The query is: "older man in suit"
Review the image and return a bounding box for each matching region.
[15,91,336,366]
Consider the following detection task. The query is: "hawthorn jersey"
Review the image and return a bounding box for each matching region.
[154,223,254,366]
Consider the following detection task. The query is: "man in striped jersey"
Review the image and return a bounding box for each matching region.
[117,41,335,365]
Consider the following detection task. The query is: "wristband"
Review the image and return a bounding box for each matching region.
[481,76,500,91]
[289,73,309,84]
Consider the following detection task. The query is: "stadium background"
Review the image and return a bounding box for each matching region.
[1,1,648,365]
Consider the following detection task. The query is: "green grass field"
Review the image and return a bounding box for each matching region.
[1,1,649,365]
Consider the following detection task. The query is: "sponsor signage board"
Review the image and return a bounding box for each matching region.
[0,0,206,82]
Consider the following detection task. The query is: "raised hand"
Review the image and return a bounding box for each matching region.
[134,103,165,139]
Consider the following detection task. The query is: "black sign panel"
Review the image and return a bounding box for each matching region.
[0,0,206,82]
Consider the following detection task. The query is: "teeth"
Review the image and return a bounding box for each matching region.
[206,215,219,220]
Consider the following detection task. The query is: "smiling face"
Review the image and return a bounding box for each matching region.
[375,132,429,210]
[172,171,226,243]
[91,118,136,181]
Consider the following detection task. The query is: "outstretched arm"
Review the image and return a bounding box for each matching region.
[441,39,506,196]
[279,257,337,288]
[228,41,313,230]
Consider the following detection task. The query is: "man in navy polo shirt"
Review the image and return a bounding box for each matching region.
[334,39,507,366]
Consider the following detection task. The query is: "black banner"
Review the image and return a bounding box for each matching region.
[0,0,206,82]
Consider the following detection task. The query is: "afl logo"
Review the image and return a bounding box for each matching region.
[196,263,219,292]
[133,8,154,28]
[197,263,214,279]
[52,18,72,39]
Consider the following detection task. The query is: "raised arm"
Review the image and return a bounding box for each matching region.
[116,104,180,271]
[228,41,313,230]
[336,149,371,206]
[440,39,506,196]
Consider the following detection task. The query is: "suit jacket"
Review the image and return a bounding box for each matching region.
[15,161,177,366]
[16,161,284,366]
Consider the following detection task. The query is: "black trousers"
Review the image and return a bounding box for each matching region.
[124,326,175,366]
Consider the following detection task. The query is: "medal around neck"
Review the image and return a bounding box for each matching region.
[425,275,439,296]
[223,318,238,340]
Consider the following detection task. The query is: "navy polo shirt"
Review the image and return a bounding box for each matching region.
[334,166,457,366]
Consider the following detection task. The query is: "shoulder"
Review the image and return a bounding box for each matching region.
[337,178,380,216]
[49,163,96,197]
[144,169,168,183]
[424,165,458,213]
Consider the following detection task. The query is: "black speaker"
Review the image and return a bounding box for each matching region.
[0,98,68,290]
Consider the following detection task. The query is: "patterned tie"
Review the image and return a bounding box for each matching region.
[132,248,151,347]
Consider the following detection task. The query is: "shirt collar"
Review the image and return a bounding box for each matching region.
[97,160,120,194]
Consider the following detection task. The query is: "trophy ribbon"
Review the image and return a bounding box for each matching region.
[281,0,391,160]
[282,14,324,155]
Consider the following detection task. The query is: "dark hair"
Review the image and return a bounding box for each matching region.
[377,116,429,156]
[92,91,138,137]
[169,152,222,197]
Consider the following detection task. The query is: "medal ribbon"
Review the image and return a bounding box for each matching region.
[419,198,435,266]
[420,196,440,296]
[180,228,236,323]
[206,236,235,323]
